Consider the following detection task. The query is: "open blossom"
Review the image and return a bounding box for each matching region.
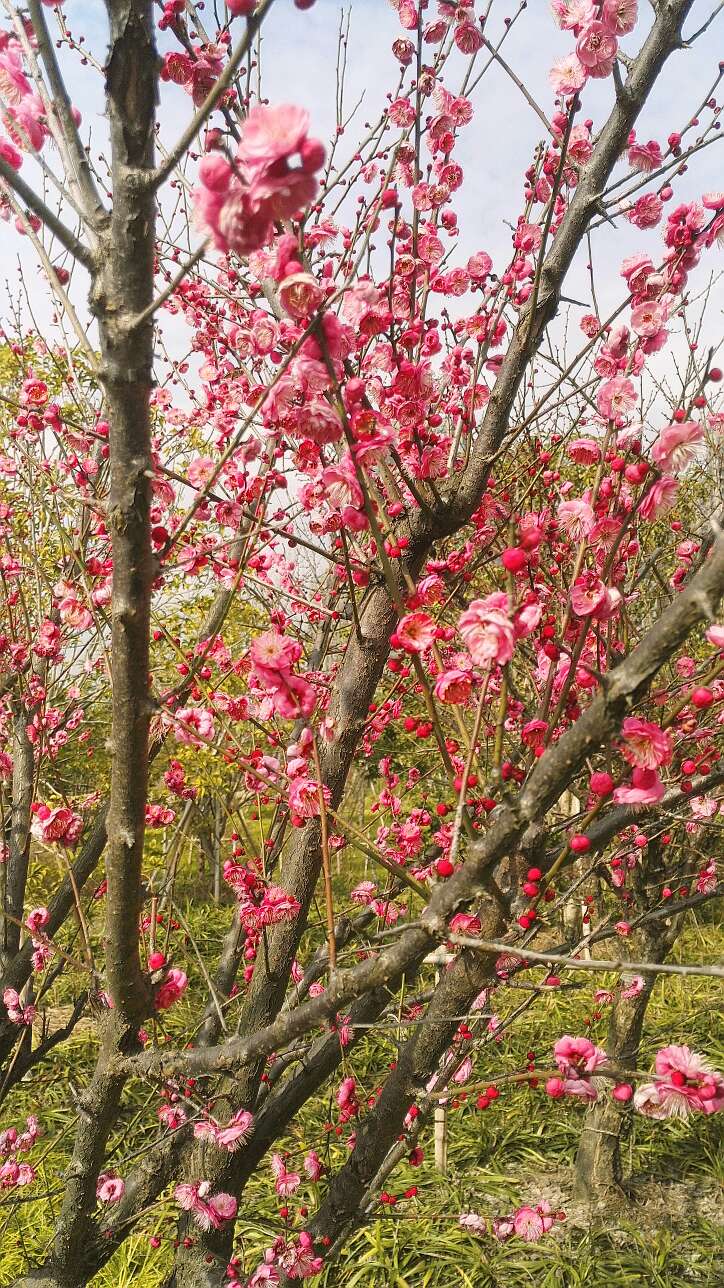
[458,593,515,668]
[271,1153,301,1196]
[395,611,436,654]
[194,1108,254,1151]
[620,716,672,769]
[434,667,473,704]
[553,1034,607,1099]
[639,474,678,521]
[634,1046,724,1119]
[651,421,704,473]
[174,1181,238,1230]
[30,804,83,848]
[288,776,330,819]
[96,1172,125,1204]
[576,22,617,77]
[195,105,324,256]
[570,574,620,620]
[548,53,587,95]
[596,376,637,420]
[602,0,638,35]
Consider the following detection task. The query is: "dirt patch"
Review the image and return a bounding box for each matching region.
[518,1169,722,1235]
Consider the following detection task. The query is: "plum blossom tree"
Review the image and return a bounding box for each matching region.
[0,1,722,1286]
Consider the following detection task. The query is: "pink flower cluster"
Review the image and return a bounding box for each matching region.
[550,2,636,96]
[547,1035,608,1100]
[195,105,325,257]
[0,1115,40,1191]
[249,630,316,720]
[460,1199,562,1242]
[30,803,83,848]
[634,1045,724,1119]
[174,1180,238,1230]
[193,1108,254,1152]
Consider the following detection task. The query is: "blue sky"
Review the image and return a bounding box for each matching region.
[1,0,722,358]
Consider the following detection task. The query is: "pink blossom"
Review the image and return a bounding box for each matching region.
[175,707,215,746]
[549,53,587,95]
[553,1034,607,1099]
[705,624,724,651]
[620,716,672,769]
[613,766,665,806]
[558,498,595,539]
[626,192,663,230]
[271,1153,301,1196]
[513,1206,545,1242]
[596,376,637,420]
[434,667,473,704]
[154,967,188,1011]
[634,1046,724,1119]
[602,0,638,35]
[576,22,618,78]
[651,422,704,473]
[96,1172,125,1204]
[30,805,83,848]
[639,475,678,521]
[458,594,515,668]
[174,1181,238,1230]
[395,611,436,654]
[570,574,617,619]
[288,776,330,820]
[631,300,665,338]
[459,1211,487,1235]
[567,437,601,464]
[303,1149,324,1181]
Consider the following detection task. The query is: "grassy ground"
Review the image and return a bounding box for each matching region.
[0,917,721,1288]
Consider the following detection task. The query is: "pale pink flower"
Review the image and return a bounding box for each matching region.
[639,475,678,521]
[576,22,618,78]
[458,594,515,668]
[631,300,665,337]
[705,624,724,651]
[651,422,704,473]
[570,575,619,619]
[557,498,595,539]
[174,1181,238,1230]
[459,1212,487,1235]
[596,376,637,419]
[620,716,672,768]
[635,1046,724,1119]
[96,1172,125,1204]
[549,53,587,96]
[553,1034,607,1098]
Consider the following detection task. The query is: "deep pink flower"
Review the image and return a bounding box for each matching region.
[620,716,672,769]
[174,1181,238,1230]
[612,766,665,806]
[395,612,436,654]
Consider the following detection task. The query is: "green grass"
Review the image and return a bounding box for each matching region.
[0,919,721,1287]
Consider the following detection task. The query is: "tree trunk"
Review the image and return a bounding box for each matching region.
[574,927,668,1204]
